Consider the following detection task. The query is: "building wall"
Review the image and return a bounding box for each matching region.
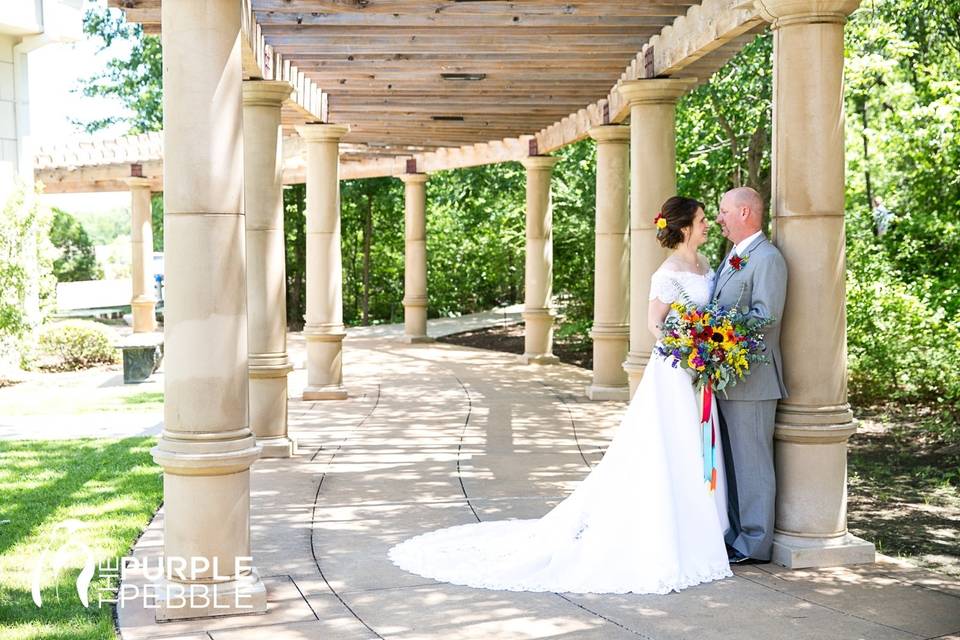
[0,33,17,194]
[0,2,43,36]
[0,0,82,199]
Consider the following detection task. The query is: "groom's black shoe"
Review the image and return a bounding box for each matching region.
[728,551,766,565]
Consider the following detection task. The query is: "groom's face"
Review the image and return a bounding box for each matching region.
[717,195,744,242]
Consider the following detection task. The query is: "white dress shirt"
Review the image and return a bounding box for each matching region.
[734,230,763,256]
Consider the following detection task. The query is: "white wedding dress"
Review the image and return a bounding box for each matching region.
[388,267,733,594]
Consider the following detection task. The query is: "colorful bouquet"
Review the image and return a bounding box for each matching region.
[654,289,773,493]
[655,294,772,394]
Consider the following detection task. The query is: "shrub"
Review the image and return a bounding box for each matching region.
[37,320,119,371]
[846,209,960,410]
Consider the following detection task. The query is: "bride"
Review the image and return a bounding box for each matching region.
[389,196,733,594]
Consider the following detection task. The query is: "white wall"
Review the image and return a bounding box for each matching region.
[0,0,83,198]
[0,2,43,36]
[0,33,16,193]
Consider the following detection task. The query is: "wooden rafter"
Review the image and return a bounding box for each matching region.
[50,0,767,189]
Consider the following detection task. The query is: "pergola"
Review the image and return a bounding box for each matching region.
[35,0,874,620]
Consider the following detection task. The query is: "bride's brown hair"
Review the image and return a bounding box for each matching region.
[656,196,705,249]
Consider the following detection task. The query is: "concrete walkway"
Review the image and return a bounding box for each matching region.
[0,306,522,441]
[117,336,960,640]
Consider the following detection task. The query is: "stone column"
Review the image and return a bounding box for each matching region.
[618,79,697,397]
[760,0,875,568]
[296,123,350,400]
[153,0,265,620]
[243,81,295,458]
[520,156,560,364]
[127,177,156,333]
[586,126,631,400]
[400,173,431,343]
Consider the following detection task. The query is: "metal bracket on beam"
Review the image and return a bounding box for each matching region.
[644,46,656,79]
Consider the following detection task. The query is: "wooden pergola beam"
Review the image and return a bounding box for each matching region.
[253,1,697,16]
[56,0,765,188]
[255,13,679,28]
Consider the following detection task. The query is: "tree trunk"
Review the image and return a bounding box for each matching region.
[858,97,874,213]
[746,124,771,215]
[709,88,743,188]
[362,190,372,326]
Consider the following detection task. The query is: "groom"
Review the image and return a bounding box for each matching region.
[712,187,788,564]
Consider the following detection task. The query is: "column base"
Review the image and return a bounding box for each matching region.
[519,353,560,365]
[303,384,348,401]
[153,568,267,622]
[622,352,650,398]
[772,532,876,569]
[256,435,296,458]
[585,384,629,401]
[399,335,434,344]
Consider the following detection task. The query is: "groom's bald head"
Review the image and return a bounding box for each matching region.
[718,187,764,243]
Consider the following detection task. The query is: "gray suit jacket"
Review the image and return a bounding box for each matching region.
[711,235,788,401]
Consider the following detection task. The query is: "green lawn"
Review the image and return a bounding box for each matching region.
[0,392,163,417]
[0,438,163,640]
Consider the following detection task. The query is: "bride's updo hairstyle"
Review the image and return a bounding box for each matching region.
[656,196,705,249]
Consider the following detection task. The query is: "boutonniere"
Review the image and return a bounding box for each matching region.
[729,254,749,271]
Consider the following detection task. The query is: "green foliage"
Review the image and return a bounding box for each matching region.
[75,5,162,134]
[0,183,55,351]
[846,207,960,407]
[845,0,960,316]
[71,207,128,246]
[425,163,525,317]
[676,34,773,265]
[552,140,597,327]
[49,208,101,282]
[284,184,307,331]
[151,192,164,251]
[841,0,960,410]
[37,321,119,371]
[341,177,405,325]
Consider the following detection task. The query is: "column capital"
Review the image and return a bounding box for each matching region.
[125,176,153,191]
[755,0,860,27]
[399,172,429,184]
[296,123,350,142]
[521,155,558,171]
[243,80,293,107]
[588,125,630,144]
[618,78,699,106]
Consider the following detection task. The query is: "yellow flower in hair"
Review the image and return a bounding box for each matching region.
[655,213,667,230]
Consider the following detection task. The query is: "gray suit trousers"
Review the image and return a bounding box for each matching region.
[717,398,778,561]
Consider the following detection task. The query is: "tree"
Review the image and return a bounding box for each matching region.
[675,34,773,265]
[74,4,162,134]
[845,0,960,315]
[0,183,55,358]
[284,184,307,331]
[49,208,101,282]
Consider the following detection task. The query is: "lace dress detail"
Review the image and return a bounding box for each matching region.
[649,268,716,305]
[388,267,733,594]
